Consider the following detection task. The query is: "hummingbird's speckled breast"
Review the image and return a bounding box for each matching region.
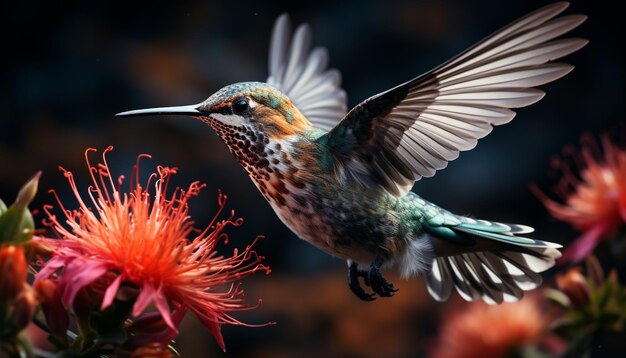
[206,120,428,264]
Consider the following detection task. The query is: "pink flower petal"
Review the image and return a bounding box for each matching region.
[133,283,155,317]
[153,288,176,332]
[60,260,108,307]
[558,224,609,264]
[101,275,123,311]
[207,320,226,352]
[194,310,225,352]
[35,256,66,281]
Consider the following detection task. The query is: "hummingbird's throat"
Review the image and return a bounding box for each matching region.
[201,117,269,168]
[201,116,310,209]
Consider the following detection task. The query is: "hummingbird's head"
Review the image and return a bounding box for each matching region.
[117,82,312,141]
[117,81,314,195]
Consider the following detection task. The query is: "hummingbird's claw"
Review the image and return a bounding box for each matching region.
[367,257,398,298]
[348,262,376,301]
[348,258,398,301]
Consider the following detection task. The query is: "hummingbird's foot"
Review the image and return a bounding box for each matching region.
[367,257,398,298]
[348,258,398,301]
[348,261,375,301]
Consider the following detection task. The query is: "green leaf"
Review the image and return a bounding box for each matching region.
[598,312,622,329]
[545,288,571,308]
[0,206,34,245]
[13,172,41,210]
[551,314,595,339]
[0,172,41,244]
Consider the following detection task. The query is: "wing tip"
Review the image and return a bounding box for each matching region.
[546,1,570,14]
[568,13,588,26]
[526,89,546,107]
[510,224,535,234]
[573,37,590,49]
[558,62,576,76]
[295,22,312,38]
[540,62,576,83]
[273,13,291,33]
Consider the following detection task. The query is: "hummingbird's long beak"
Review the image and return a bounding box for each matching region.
[115,104,202,117]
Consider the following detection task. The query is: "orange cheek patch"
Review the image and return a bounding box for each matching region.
[255,106,311,140]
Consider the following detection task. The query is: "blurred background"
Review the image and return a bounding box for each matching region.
[1,0,624,356]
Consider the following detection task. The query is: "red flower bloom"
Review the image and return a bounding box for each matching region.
[535,135,626,263]
[430,296,554,358]
[36,147,272,351]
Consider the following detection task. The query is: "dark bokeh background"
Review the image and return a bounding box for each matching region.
[1,0,624,356]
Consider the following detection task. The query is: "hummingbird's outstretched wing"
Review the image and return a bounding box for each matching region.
[318,2,586,197]
[266,14,348,132]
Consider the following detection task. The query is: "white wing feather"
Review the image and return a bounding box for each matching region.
[266,14,347,131]
[322,2,586,197]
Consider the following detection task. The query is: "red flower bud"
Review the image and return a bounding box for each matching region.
[34,279,69,338]
[0,245,27,302]
[10,288,37,332]
[555,267,591,309]
[585,255,604,286]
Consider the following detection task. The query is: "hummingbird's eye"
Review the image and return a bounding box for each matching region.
[232,98,250,115]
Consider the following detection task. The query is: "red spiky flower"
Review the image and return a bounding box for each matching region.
[36,147,271,351]
[535,135,626,264]
[430,295,557,358]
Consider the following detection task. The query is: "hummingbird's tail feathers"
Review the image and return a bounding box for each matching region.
[426,218,561,304]
[454,224,560,249]
[427,245,561,304]
[455,219,535,235]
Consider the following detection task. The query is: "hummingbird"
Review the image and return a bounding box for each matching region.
[118,3,586,303]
